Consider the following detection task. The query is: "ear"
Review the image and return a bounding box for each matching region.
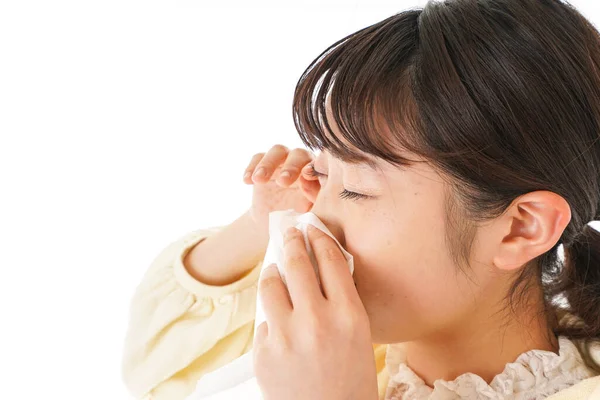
[493,191,571,271]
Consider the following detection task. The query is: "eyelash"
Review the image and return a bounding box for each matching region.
[306,163,371,201]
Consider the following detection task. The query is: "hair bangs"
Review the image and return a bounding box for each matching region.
[292,10,425,170]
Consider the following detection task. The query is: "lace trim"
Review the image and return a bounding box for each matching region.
[384,336,597,400]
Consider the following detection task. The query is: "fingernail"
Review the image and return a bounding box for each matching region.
[254,167,266,178]
[244,171,251,180]
[285,226,297,238]
[265,263,277,271]
[280,170,291,179]
[261,263,278,278]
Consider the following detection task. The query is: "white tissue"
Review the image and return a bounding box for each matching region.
[184,209,354,400]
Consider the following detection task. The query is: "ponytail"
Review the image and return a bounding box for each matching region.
[550,223,600,371]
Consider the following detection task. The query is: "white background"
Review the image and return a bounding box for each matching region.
[1,1,599,399]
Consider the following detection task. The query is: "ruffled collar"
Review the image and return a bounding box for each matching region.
[384,336,598,400]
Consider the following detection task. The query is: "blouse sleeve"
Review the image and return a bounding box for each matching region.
[121,226,262,400]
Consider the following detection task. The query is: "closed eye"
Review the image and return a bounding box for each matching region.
[306,163,372,201]
[338,189,370,201]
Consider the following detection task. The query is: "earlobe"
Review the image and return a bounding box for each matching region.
[493,191,571,271]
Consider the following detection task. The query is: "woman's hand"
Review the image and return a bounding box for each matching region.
[243,144,321,241]
[253,225,379,400]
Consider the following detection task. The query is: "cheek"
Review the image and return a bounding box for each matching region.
[344,220,477,342]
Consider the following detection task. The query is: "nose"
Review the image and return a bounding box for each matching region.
[309,195,346,248]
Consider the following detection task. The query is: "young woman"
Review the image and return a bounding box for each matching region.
[122,0,600,398]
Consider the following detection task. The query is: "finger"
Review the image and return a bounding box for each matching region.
[258,263,293,326]
[306,225,356,303]
[301,163,320,181]
[276,149,315,187]
[283,227,324,308]
[298,175,321,203]
[243,153,266,184]
[252,144,289,183]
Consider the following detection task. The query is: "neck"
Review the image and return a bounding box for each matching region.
[403,292,558,386]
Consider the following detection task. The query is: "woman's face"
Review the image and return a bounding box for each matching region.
[309,110,500,345]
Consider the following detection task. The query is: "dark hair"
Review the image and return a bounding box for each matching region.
[292,0,600,369]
